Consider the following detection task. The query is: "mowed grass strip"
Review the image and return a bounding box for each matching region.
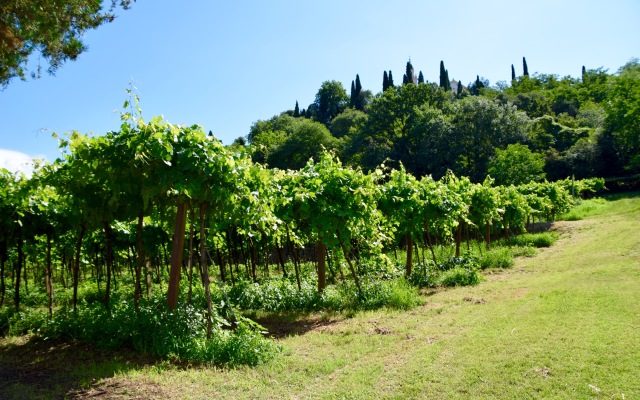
[19,194,640,399]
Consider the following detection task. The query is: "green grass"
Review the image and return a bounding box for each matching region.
[2,193,639,399]
[559,197,609,220]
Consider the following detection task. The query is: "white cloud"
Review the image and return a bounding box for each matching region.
[0,149,44,177]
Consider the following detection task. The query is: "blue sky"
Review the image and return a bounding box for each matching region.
[1,0,639,173]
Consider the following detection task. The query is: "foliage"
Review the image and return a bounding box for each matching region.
[488,144,546,186]
[226,276,421,313]
[228,277,322,313]
[267,119,338,170]
[604,60,640,173]
[450,97,530,182]
[0,0,134,87]
[8,298,279,366]
[313,80,349,126]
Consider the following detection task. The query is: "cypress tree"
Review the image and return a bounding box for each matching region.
[523,57,529,76]
[294,101,300,117]
[457,80,463,97]
[418,71,424,84]
[440,62,452,91]
[383,71,389,91]
[350,80,356,108]
[354,74,364,110]
[300,108,306,118]
[445,69,451,91]
[404,61,415,85]
[388,71,394,88]
[582,65,587,82]
[471,75,485,95]
[511,64,516,81]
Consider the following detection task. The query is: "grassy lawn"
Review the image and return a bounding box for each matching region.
[1,194,639,399]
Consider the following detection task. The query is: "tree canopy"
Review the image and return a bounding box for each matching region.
[0,0,134,87]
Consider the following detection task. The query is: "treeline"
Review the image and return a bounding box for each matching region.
[243,58,640,184]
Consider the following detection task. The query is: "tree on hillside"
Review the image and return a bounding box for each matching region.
[294,101,300,117]
[450,96,530,182]
[604,60,640,173]
[512,64,516,81]
[418,71,425,84]
[248,114,301,163]
[403,60,416,85]
[523,57,530,76]
[580,66,610,103]
[268,119,338,170]
[314,80,349,126]
[0,0,134,87]
[487,143,546,186]
[469,75,486,96]
[388,71,395,88]
[350,81,356,107]
[383,71,389,91]
[330,108,367,139]
[353,83,448,172]
[439,61,451,91]
[350,74,366,111]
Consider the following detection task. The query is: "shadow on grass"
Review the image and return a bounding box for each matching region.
[0,335,159,400]
[250,312,342,339]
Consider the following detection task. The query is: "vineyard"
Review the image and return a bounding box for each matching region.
[0,102,606,365]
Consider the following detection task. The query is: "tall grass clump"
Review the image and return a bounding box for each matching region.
[510,232,558,248]
[479,247,514,269]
